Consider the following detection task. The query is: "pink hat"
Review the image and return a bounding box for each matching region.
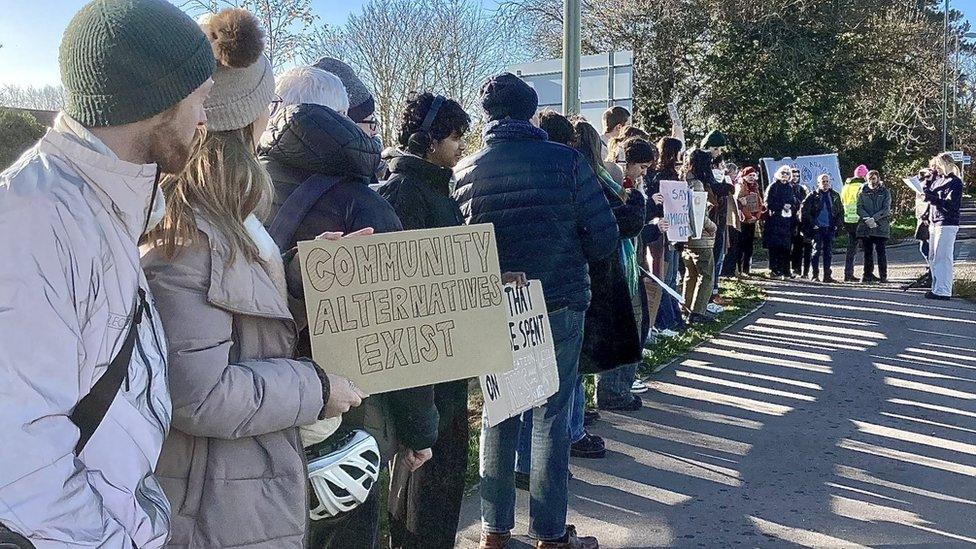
[853,164,869,179]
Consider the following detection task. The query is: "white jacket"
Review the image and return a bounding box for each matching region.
[0,115,171,548]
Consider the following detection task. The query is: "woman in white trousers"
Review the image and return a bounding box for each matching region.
[923,153,964,300]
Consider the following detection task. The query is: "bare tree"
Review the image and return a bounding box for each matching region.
[302,0,518,146]
[0,85,65,111]
[180,0,316,71]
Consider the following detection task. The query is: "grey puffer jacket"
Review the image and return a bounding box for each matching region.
[143,216,326,548]
[855,183,892,239]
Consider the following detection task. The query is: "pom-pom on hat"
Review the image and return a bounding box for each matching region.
[199,8,275,132]
[480,73,539,122]
[853,164,869,179]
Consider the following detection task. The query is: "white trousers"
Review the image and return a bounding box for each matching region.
[928,224,959,297]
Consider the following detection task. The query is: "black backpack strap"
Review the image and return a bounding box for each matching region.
[69,289,147,455]
[267,175,338,252]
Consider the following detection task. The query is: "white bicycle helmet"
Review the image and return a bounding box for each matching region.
[307,429,381,520]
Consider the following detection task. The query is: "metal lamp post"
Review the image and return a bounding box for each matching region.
[562,0,581,116]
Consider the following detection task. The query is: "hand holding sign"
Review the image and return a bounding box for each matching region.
[298,224,513,393]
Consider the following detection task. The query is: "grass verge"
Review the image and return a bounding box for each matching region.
[956,278,976,304]
[639,278,766,376]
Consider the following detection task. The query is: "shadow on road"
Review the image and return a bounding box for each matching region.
[457,275,976,547]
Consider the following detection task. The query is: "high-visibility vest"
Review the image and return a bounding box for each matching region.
[840,179,864,224]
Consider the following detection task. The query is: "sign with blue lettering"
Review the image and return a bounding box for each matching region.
[480,280,558,427]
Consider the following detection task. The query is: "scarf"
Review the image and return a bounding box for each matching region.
[598,166,638,296]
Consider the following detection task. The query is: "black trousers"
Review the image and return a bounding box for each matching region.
[861,236,888,281]
[309,483,380,549]
[738,223,757,274]
[844,222,860,279]
[389,379,469,549]
[769,246,791,276]
[790,233,812,277]
[722,228,743,277]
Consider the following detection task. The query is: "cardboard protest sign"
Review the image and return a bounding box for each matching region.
[691,191,708,238]
[297,224,513,393]
[903,176,924,194]
[761,154,843,193]
[480,280,558,428]
[661,180,692,242]
[667,102,682,129]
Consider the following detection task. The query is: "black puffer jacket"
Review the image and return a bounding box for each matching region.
[378,151,463,230]
[258,103,438,459]
[453,119,619,312]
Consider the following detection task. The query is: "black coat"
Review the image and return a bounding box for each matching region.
[580,185,643,375]
[763,180,799,250]
[799,189,843,237]
[378,152,463,230]
[453,119,619,312]
[258,103,438,457]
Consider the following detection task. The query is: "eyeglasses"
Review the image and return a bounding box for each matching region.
[360,118,378,131]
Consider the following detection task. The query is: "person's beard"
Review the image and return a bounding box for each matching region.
[147,116,197,175]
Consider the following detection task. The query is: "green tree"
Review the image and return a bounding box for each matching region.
[0,108,45,171]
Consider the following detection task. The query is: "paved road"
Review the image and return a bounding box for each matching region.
[456,238,976,548]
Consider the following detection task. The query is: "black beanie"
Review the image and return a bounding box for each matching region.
[480,73,538,121]
[623,138,655,164]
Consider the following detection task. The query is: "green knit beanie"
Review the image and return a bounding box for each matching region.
[59,0,217,127]
[700,129,728,150]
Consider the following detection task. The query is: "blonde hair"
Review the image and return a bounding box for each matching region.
[149,124,272,264]
[775,165,792,180]
[930,152,962,177]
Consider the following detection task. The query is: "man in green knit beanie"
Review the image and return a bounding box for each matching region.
[0,1,215,547]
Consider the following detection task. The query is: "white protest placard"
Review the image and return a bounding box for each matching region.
[667,102,681,128]
[902,176,924,194]
[691,191,708,238]
[297,224,513,393]
[661,180,692,242]
[761,154,843,193]
[480,280,558,428]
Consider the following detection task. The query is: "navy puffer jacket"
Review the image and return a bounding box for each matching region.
[454,119,619,312]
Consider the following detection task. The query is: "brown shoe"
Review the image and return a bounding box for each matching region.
[480,531,511,549]
[536,525,599,549]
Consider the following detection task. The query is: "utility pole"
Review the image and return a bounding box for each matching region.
[562,0,581,116]
[942,0,949,151]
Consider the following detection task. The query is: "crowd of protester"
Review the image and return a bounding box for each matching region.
[0,2,967,549]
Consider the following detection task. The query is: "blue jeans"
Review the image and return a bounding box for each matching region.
[596,363,636,409]
[480,308,585,541]
[811,228,835,278]
[516,374,587,475]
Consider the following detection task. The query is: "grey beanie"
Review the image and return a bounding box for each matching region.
[199,9,275,132]
[313,57,375,122]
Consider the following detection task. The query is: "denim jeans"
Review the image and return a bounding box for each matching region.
[515,374,587,476]
[810,227,835,278]
[596,362,636,409]
[480,308,585,541]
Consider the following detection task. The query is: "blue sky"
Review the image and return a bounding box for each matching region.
[2,1,976,87]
